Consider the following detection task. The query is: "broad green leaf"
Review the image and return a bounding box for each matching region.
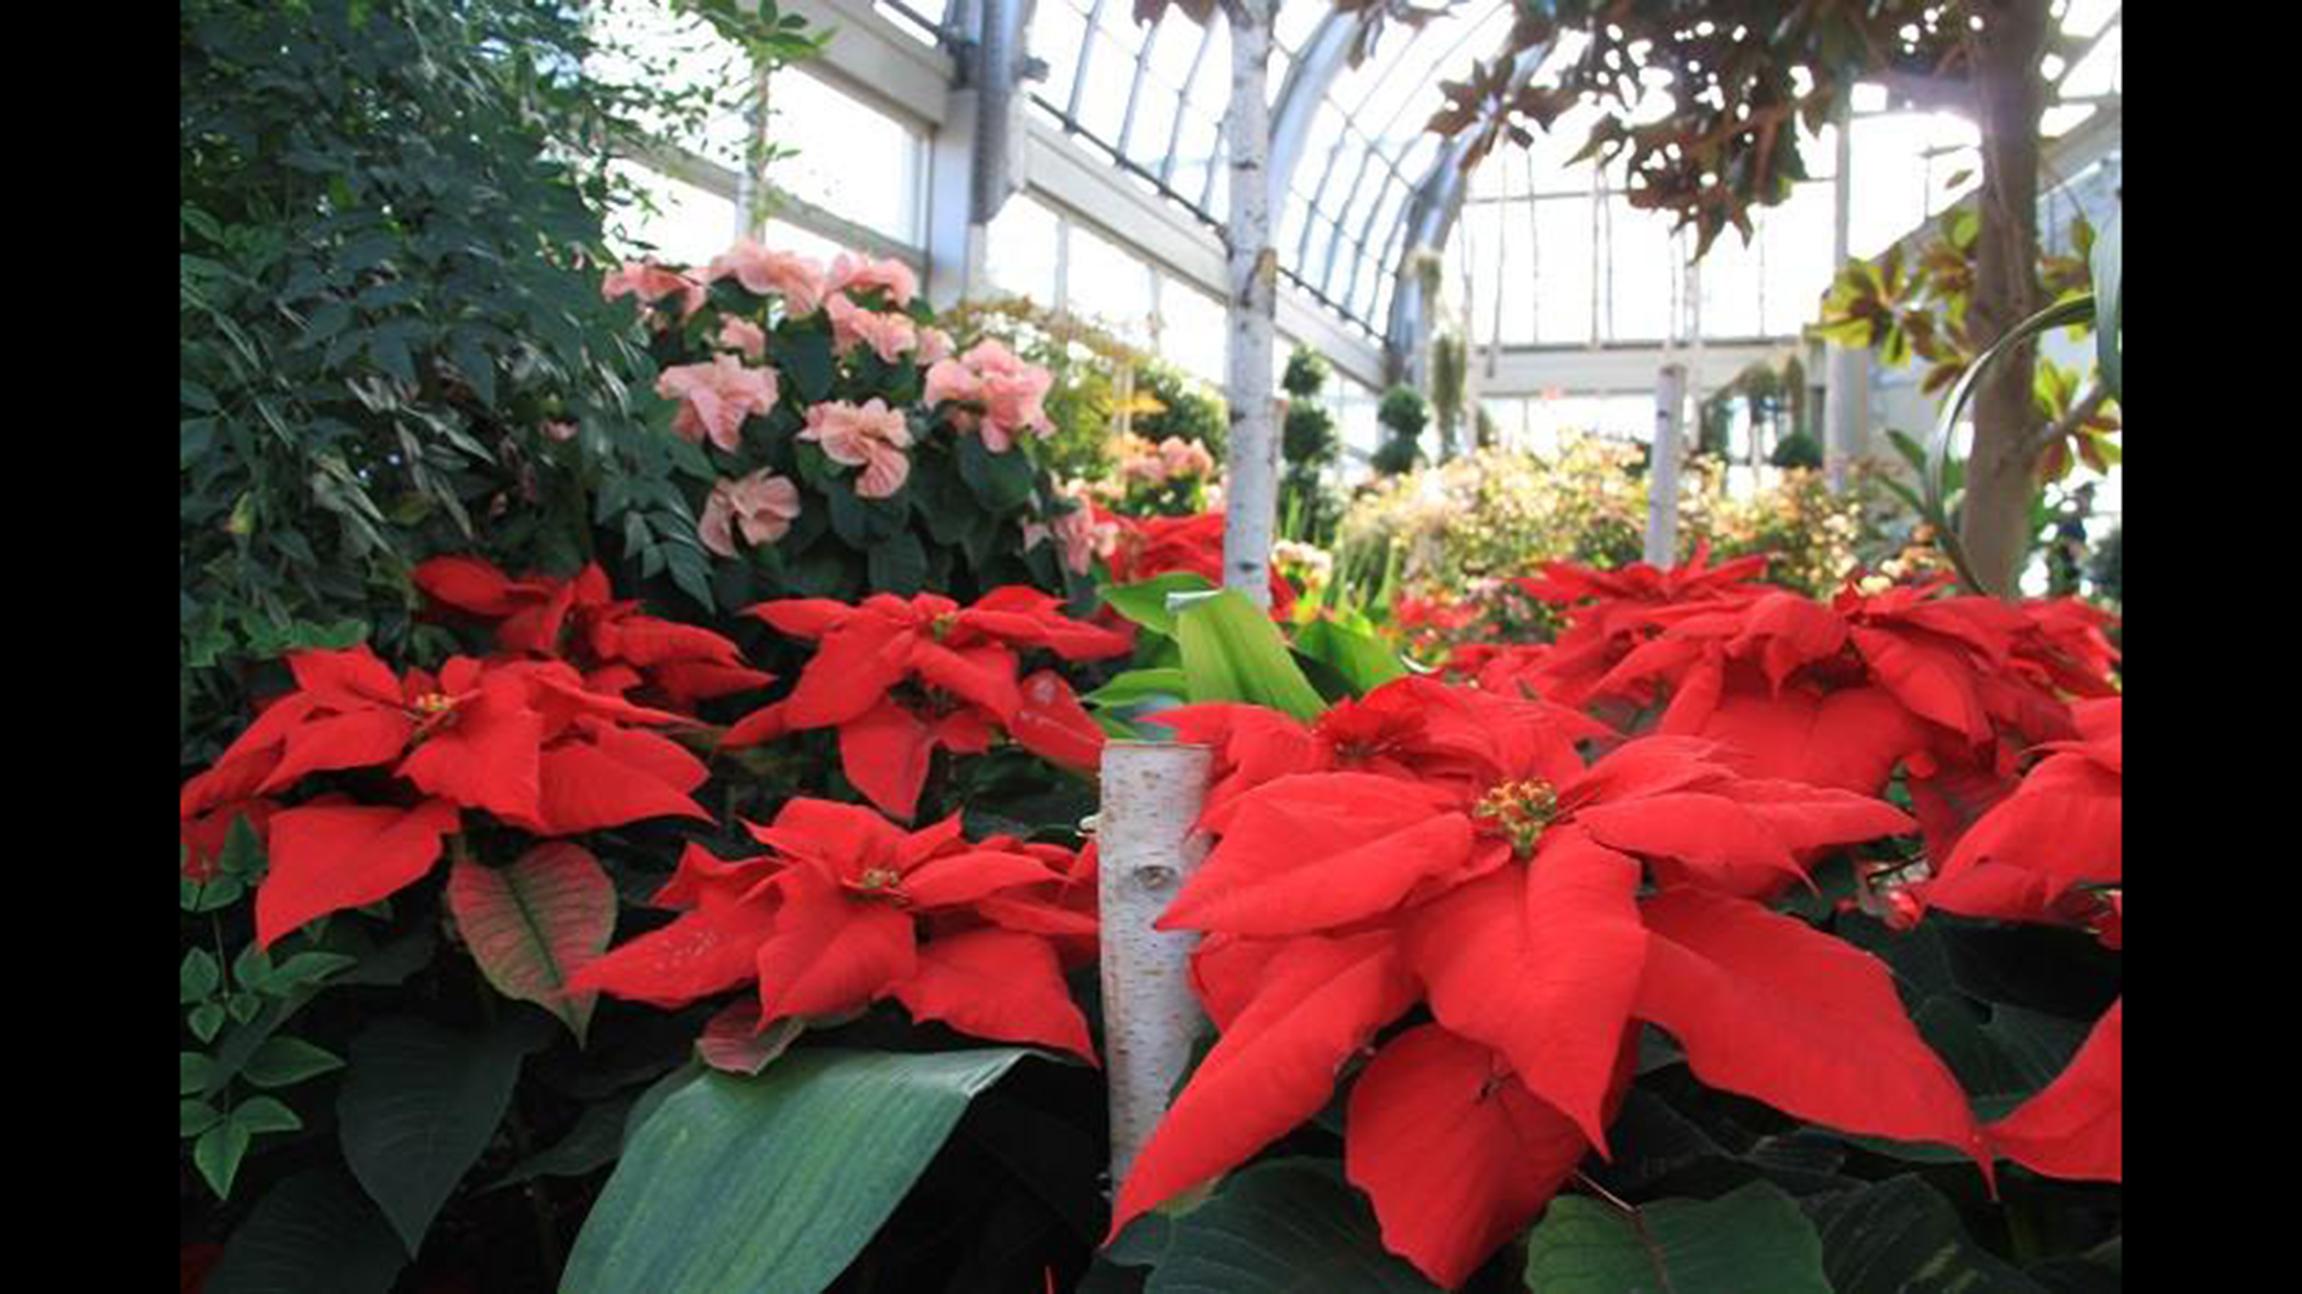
[204,1167,406,1294]
[191,1001,228,1043]
[241,1036,345,1089]
[1145,1159,1439,1293]
[1173,589,1327,721]
[1521,1181,1831,1294]
[1807,1174,2043,1293]
[1085,667,1190,708]
[338,1013,551,1254]
[1101,572,1214,635]
[957,433,1038,513]
[183,1098,223,1138]
[446,844,616,1044]
[1294,616,1406,695]
[562,1048,1038,1294]
[183,1051,218,1096]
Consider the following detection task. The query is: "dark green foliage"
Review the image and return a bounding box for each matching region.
[1770,428,1824,470]
[1281,344,1331,400]
[2088,525,2120,606]
[177,0,776,765]
[1375,384,1429,441]
[1283,403,1338,466]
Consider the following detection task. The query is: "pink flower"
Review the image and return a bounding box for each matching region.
[826,253,918,307]
[602,260,706,320]
[1158,436,1215,479]
[718,316,768,361]
[917,327,954,365]
[825,294,920,363]
[656,354,780,452]
[925,340,1056,453]
[707,240,826,316]
[1023,505,1102,576]
[799,399,914,499]
[699,470,803,557]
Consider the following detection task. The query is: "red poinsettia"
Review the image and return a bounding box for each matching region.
[1985,996,2121,1182]
[570,798,1095,1060]
[1098,509,1296,615]
[1512,542,1772,707]
[1109,689,1981,1287]
[178,646,709,946]
[1919,697,2119,936]
[413,556,773,711]
[723,588,1128,819]
[1583,578,2115,867]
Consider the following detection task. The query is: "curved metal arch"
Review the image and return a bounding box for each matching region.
[1382,35,1552,381]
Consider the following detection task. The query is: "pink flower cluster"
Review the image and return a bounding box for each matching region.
[1122,435,1217,485]
[924,340,1056,453]
[799,399,914,499]
[700,470,803,557]
[603,259,706,321]
[707,241,826,316]
[656,354,780,452]
[826,252,919,307]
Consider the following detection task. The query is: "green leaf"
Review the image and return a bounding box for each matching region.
[1807,1174,2043,1293]
[1521,1181,1832,1294]
[866,529,929,596]
[957,433,1037,513]
[337,1013,550,1254]
[1085,667,1190,708]
[562,1048,1039,1294]
[196,1119,255,1199]
[1145,1159,1439,1293]
[1293,617,1407,696]
[446,843,617,1045]
[242,1036,347,1089]
[183,1098,223,1138]
[191,1001,228,1043]
[183,1051,218,1096]
[204,1166,406,1294]
[1101,572,1214,635]
[183,948,223,1003]
[779,328,835,401]
[1173,589,1327,721]
[487,1095,636,1191]
[233,1095,305,1136]
[2090,208,2120,400]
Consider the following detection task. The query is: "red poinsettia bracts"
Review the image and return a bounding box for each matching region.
[725,588,1128,820]
[1110,686,1978,1286]
[413,556,773,711]
[1513,542,1773,707]
[1918,697,2120,936]
[1985,997,2121,1182]
[177,646,709,946]
[1098,509,1296,616]
[569,798,1095,1060]
[1151,675,1611,820]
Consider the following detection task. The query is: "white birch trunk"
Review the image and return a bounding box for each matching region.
[1097,740,1215,1194]
[1646,363,1686,567]
[1220,0,1278,608]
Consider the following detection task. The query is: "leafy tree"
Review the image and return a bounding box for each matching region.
[1434,0,2101,595]
[1372,384,1428,476]
[178,0,813,763]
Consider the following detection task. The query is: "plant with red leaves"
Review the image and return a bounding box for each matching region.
[411,556,773,712]
[570,798,1096,1061]
[1111,678,1984,1286]
[178,645,708,946]
[720,587,1129,820]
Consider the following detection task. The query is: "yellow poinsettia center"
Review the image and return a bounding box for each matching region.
[852,866,906,899]
[1473,778,1559,858]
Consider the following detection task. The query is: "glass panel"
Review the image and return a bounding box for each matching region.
[607,161,740,266]
[766,71,925,244]
[761,218,854,266]
[586,1,753,170]
[1607,196,1675,342]
[1533,196,1594,344]
[1157,277,1228,385]
[985,193,1062,304]
[1065,221,1156,343]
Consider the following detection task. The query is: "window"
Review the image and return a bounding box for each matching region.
[765,70,927,247]
[608,160,739,266]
